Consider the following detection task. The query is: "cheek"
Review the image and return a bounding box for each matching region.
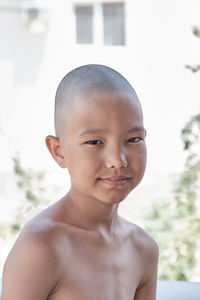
[66,147,101,177]
[141,144,147,166]
[130,144,147,171]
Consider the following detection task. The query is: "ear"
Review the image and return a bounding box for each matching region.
[45,135,66,168]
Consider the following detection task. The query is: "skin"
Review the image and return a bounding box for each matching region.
[1,91,159,300]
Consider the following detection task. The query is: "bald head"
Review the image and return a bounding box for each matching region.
[55,64,140,138]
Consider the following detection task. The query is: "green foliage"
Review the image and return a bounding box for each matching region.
[10,154,47,234]
[185,65,200,73]
[13,155,44,205]
[145,113,200,280]
[11,223,21,233]
[145,26,200,280]
[193,26,200,38]
[185,26,200,73]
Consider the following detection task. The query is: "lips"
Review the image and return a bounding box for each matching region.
[99,176,130,187]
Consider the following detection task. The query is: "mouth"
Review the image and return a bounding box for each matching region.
[99,176,130,187]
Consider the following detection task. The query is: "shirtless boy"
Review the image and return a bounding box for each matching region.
[1,64,159,300]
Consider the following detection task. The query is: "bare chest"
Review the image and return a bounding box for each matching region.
[48,231,142,300]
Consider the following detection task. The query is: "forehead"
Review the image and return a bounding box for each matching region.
[74,89,141,111]
[65,91,144,134]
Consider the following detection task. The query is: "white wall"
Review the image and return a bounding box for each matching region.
[0,0,199,204]
[1,0,200,171]
[0,0,200,275]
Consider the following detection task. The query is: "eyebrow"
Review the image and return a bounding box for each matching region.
[78,126,145,137]
[127,126,146,134]
[78,128,109,137]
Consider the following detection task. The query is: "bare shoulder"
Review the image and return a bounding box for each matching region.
[121,217,159,260]
[133,223,159,260]
[1,204,65,300]
[10,202,65,259]
[119,218,159,299]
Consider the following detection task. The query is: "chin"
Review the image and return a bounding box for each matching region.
[98,191,130,205]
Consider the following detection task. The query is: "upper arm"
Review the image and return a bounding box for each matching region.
[134,237,159,300]
[1,229,60,300]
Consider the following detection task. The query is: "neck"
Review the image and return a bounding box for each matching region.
[62,189,120,235]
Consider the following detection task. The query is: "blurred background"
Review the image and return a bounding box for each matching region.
[0,0,200,281]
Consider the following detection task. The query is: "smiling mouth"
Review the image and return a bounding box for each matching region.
[99,176,130,187]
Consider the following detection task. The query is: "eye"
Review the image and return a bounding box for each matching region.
[127,137,142,143]
[86,140,103,145]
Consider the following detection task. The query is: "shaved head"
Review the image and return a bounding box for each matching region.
[55,64,140,138]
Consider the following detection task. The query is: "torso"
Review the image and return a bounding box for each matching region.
[46,219,144,300]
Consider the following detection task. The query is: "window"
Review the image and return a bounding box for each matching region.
[103,3,125,45]
[75,5,93,44]
[74,2,125,46]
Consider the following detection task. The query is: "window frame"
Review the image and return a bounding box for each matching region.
[73,0,126,46]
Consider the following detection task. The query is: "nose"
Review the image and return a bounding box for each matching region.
[105,149,128,169]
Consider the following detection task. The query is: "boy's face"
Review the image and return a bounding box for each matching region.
[60,91,147,204]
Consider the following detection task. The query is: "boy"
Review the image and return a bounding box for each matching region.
[1,64,159,300]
